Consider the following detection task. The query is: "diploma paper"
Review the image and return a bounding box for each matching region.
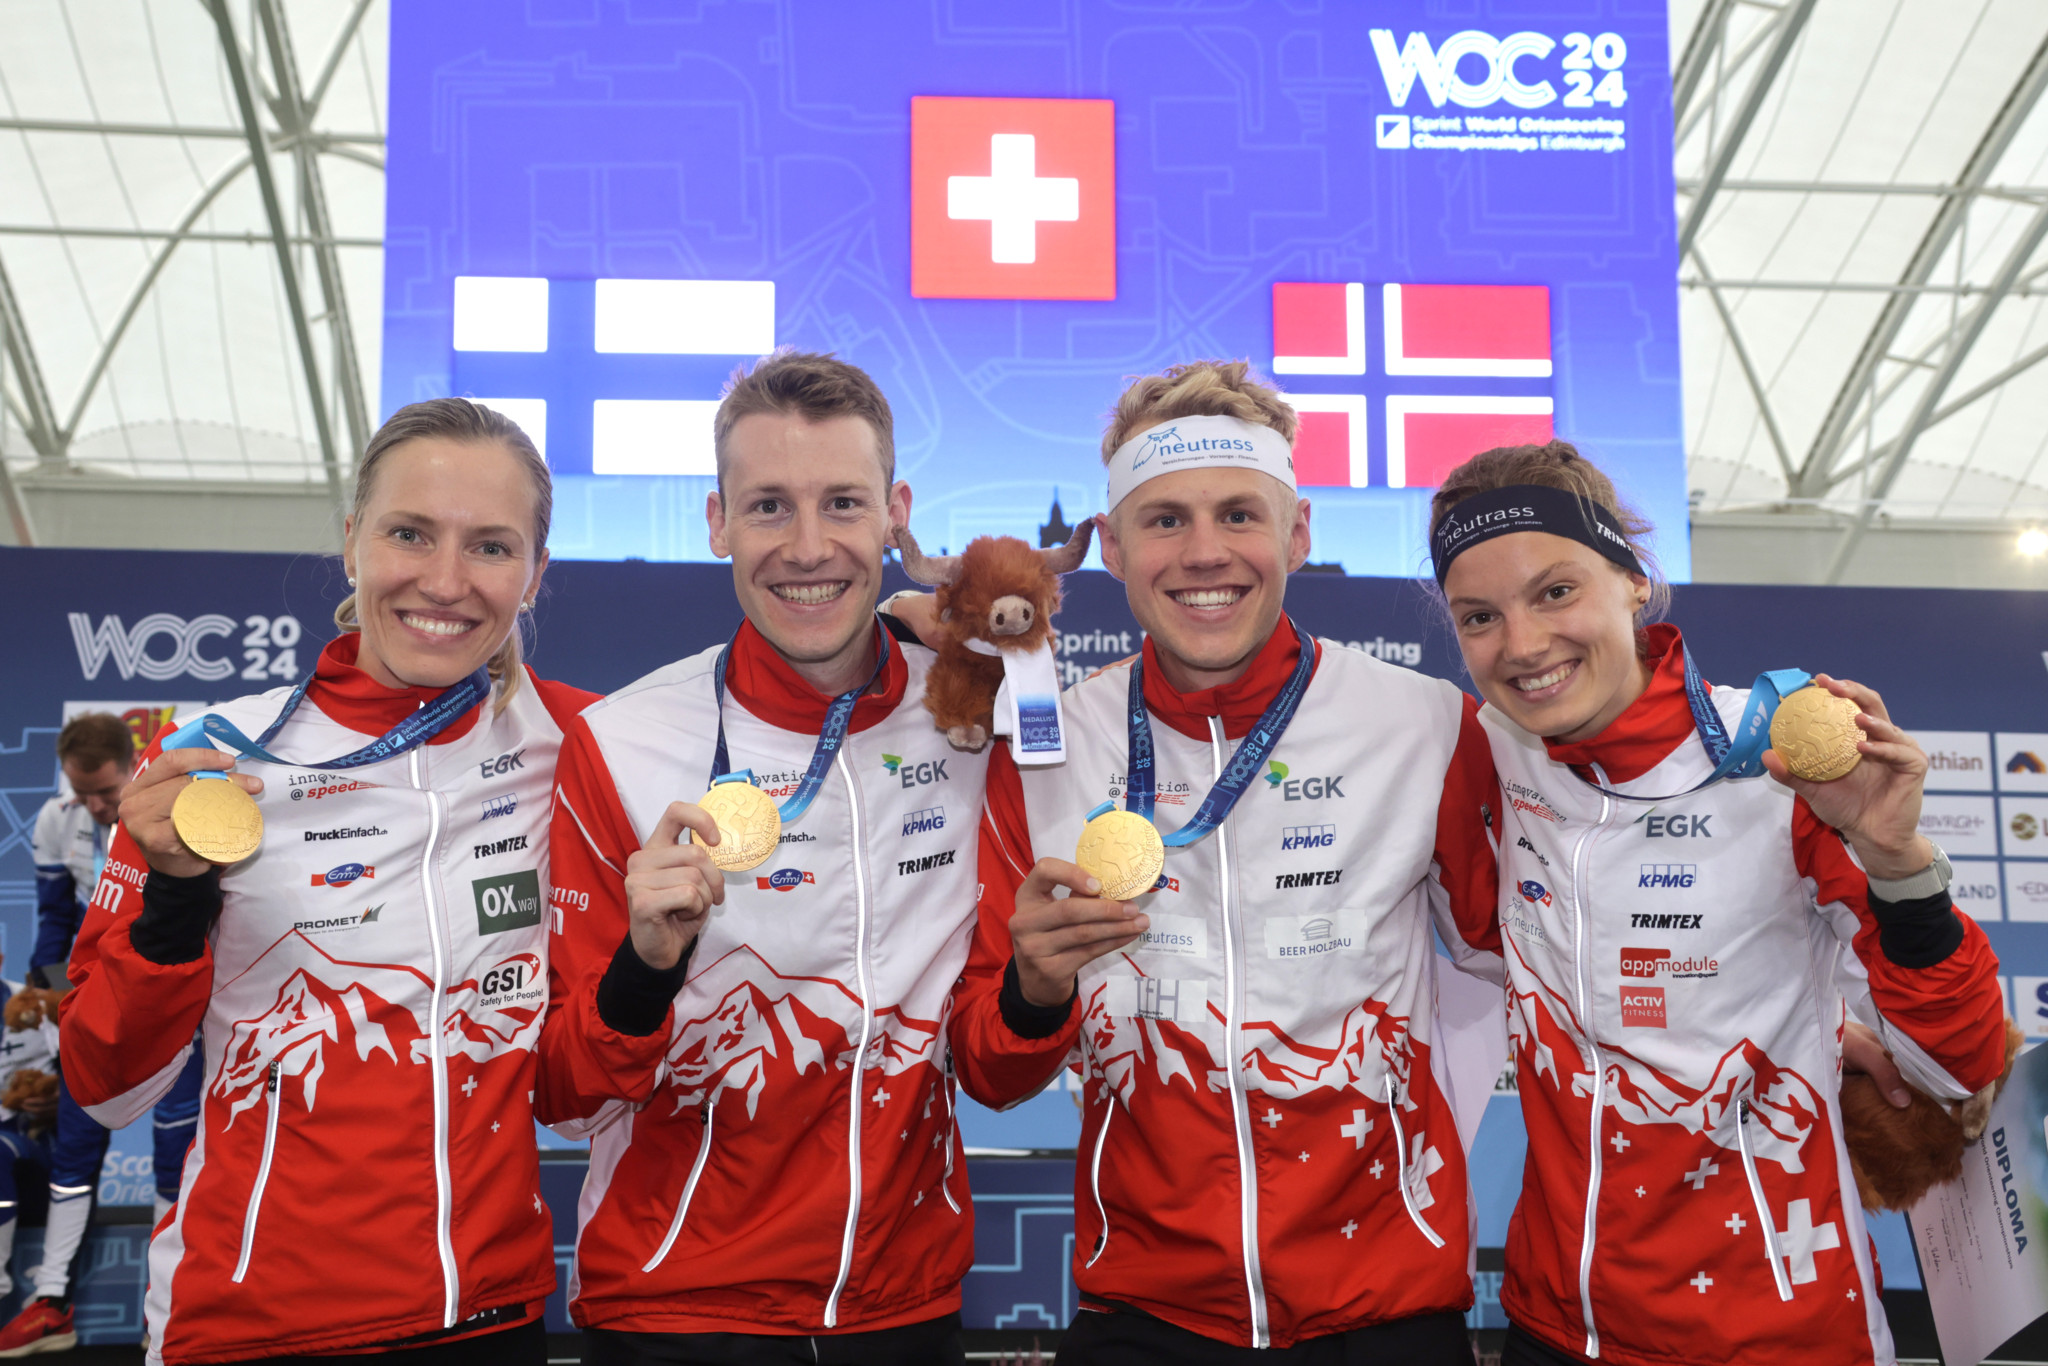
[1910,1039,2048,1366]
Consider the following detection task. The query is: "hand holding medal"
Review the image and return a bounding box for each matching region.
[1762,674,1934,879]
[117,747,267,879]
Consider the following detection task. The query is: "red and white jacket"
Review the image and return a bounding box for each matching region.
[538,619,991,1335]
[60,635,594,1365]
[951,618,1502,1349]
[1464,625,2006,1366]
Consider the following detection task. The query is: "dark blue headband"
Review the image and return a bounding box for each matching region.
[1430,484,1644,586]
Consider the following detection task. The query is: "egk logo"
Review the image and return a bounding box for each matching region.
[1266,761,1345,801]
[1642,814,1711,838]
[885,756,951,789]
[479,750,525,779]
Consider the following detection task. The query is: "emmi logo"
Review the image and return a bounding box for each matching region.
[1281,824,1335,851]
[1372,28,1628,111]
[903,807,946,836]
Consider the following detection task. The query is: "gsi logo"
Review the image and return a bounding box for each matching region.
[1373,29,1628,111]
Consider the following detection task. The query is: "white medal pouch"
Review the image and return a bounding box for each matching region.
[968,637,1067,766]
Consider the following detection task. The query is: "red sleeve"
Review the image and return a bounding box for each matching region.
[57,728,215,1112]
[1432,694,1503,959]
[534,714,675,1127]
[946,744,1081,1108]
[1794,798,2006,1094]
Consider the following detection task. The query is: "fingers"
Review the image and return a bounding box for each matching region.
[1022,857,1106,902]
[628,843,726,909]
[1811,674,1891,725]
[648,800,721,850]
[130,747,236,792]
[1842,1021,1911,1107]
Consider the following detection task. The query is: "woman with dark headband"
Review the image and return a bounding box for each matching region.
[56,399,596,1366]
[1429,441,2005,1366]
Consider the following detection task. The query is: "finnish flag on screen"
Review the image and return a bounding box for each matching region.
[449,275,775,476]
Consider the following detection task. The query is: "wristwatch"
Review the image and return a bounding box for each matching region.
[1866,843,1952,902]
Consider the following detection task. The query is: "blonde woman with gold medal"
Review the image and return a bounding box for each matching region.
[58,399,597,1366]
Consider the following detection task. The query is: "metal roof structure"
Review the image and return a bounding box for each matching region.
[0,0,385,541]
[4,1,2048,585]
[1675,0,2048,578]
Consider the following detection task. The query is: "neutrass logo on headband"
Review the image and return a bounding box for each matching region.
[1131,424,1258,469]
[1439,502,1536,553]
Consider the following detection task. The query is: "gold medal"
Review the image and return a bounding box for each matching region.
[1769,685,1864,783]
[1075,807,1166,901]
[693,780,782,873]
[171,778,265,865]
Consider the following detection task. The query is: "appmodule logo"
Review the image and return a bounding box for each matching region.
[910,96,1115,301]
[1619,947,1719,980]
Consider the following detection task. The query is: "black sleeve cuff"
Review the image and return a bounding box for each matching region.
[130,869,224,966]
[998,957,1076,1040]
[1869,888,1967,969]
[595,934,693,1037]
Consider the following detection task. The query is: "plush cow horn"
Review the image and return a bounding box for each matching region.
[1039,518,1095,575]
[892,523,962,586]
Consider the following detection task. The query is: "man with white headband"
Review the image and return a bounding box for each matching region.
[946,360,1503,1363]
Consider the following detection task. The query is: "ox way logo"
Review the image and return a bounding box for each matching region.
[473,870,542,935]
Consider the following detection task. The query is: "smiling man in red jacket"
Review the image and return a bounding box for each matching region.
[539,351,997,1366]
[945,361,1503,1364]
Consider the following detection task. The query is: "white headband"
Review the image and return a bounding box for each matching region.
[1106,414,1297,510]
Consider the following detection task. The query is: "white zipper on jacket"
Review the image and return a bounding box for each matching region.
[938,1072,961,1216]
[823,748,872,1329]
[1737,1101,1795,1301]
[411,743,460,1327]
[1209,717,1270,1349]
[230,1062,281,1284]
[1384,1075,1445,1249]
[1570,769,1617,1359]
[1085,1099,1115,1268]
[643,1096,718,1272]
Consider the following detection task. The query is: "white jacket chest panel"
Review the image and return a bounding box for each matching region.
[34,798,102,893]
[586,646,988,1039]
[1022,647,1464,1074]
[204,685,561,1073]
[1485,691,1827,1065]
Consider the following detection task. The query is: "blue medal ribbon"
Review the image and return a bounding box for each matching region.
[708,624,892,825]
[162,666,492,779]
[1574,645,1811,801]
[1122,619,1318,848]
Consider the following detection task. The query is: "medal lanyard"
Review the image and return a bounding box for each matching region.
[161,666,492,780]
[1123,619,1318,846]
[1571,645,1811,802]
[708,624,891,824]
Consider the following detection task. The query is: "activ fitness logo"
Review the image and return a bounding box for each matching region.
[473,870,542,935]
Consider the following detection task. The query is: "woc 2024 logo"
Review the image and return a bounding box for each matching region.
[70,612,305,683]
[1372,28,1629,112]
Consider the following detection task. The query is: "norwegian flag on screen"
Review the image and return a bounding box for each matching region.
[1270,280,1554,489]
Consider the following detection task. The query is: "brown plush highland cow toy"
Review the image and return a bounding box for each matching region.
[2,986,63,1033]
[892,520,1093,750]
[1841,1016,2024,1211]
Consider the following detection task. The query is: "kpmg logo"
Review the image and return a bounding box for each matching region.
[1637,863,1696,889]
[481,794,517,821]
[902,806,947,836]
[1281,824,1336,851]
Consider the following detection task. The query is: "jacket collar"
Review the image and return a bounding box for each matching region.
[1541,623,1695,785]
[1140,614,1322,742]
[724,617,908,736]
[309,632,484,745]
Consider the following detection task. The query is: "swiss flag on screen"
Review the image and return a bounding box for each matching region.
[1384,283,1551,376]
[910,96,1116,300]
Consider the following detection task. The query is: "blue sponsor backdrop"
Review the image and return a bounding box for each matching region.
[379,0,1687,578]
[6,545,2045,1326]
